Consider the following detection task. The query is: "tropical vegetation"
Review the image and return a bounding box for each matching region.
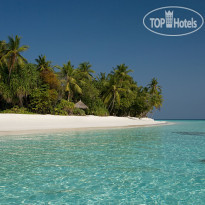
[0,35,163,117]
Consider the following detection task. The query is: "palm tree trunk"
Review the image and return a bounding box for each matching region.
[8,54,16,80]
[110,94,115,114]
[19,96,23,107]
[67,92,70,101]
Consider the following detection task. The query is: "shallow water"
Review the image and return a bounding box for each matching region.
[0,120,205,204]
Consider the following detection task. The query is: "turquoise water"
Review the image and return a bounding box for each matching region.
[0,120,205,204]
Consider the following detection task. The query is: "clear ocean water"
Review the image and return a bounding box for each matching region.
[0,120,205,204]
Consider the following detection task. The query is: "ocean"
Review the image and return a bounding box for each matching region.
[0,120,205,204]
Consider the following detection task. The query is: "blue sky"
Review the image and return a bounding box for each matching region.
[0,0,204,119]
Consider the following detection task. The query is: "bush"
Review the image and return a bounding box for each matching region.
[48,89,58,106]
[87,106,109,116]
[79,81,109,116]
[29,86,53,114]
[54,99,75,115]
[73,108,86,116]
[54,107,68,115]
[0,106,34,114]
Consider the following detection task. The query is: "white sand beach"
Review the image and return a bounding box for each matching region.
[0,114,167,135]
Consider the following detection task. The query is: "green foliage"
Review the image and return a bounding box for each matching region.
[48,89,58,106]
[78,62,95,81]
[0,35,163,117]
[73,108,86,116]
[89,106,109,116]
[54,99,75,115]
[148,78,163,111]
[102,68,134,114]
[0,63,39,107]
[2,35,29,79]
[0,106,34,114]
[57,61,82,101]
[79,80,109,116]
[29,86,52,114]
[35,55,52,71]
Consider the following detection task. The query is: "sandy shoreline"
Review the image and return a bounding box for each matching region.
[0,114,168,136]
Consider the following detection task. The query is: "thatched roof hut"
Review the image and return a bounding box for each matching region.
[74,100,88,109]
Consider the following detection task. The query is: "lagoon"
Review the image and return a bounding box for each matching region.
[0,120,205,204]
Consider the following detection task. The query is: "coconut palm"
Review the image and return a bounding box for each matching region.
[5,35,29,79]
[78,62,95,80]
[58,61,83,101]
[0,40,7,65]
[35,55,52,71]
[103,76,127,113]
[148,78,163,110]
[103,65,136,114]
[96,72,109,93]
[148,78,161,95]
[97,72,107,82]
[113,64,133,82]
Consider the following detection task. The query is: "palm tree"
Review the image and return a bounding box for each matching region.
[103,65,136,114]
[78,62,95,80]
[97,72,107,82]
[113,64,133,82]
[148,78,163,110]
[58,61,82,101]
[103,76,126,113]
[35,55,52,71]
[96,72,109,93]
[0,40,7,65]
[6,35,29,78]
[148,78,161,95]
